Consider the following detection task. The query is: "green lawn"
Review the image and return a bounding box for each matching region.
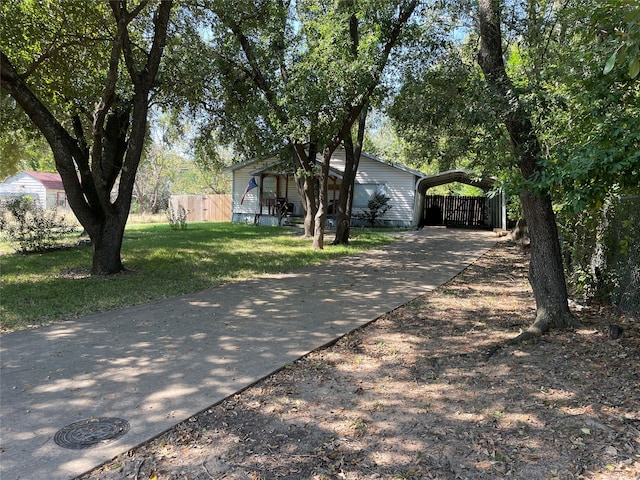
[0,222,396,331]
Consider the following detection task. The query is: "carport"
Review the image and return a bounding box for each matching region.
[413,170,506,230]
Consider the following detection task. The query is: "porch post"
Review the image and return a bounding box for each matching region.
[260,174,265,214]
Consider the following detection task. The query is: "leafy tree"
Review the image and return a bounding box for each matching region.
[477,0,577,337]
[1,0,173,274]
[389,50,511,175]
[362,111,408,166]
[388,0,638,334]
[602,0,640,78]
[0,124,56,178]
[179,0,418,248]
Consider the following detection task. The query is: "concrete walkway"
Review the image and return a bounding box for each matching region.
[0,227,496,480]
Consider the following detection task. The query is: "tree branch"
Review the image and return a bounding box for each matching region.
[23,39,86,79]
[226,19,288,124]
[116,0,173,207]
[330,0,418,153]
[0,50,97,225]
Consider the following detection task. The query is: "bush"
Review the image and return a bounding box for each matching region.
[166,204,189,230]
[561,193,640,315]
[355,190,392,227]
[0,196,78,253]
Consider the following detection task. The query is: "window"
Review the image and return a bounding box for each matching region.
[353,184,387,208]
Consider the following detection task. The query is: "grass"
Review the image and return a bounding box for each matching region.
[0,222,397,332]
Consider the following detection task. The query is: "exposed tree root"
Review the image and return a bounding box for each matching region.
[485,314,582,359]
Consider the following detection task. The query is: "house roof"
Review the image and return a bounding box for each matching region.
[24,171,65,190]
[226,148,425,180]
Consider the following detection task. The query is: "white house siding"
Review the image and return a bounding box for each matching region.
[231,157,303,223]
[0,173,47,208]
[230,151,422,227]
[233,168,260,216]
[331,151,418,227]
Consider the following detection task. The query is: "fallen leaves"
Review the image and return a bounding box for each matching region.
[77,241,640,480]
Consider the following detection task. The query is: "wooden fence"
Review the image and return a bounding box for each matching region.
[169,194,232,223]
[423,195,488,228]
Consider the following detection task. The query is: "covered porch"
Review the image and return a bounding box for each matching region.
[244,160,343,226]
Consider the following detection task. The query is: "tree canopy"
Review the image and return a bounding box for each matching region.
[1,0,173,274]
[387,0,639,327]
[170,0,420,247]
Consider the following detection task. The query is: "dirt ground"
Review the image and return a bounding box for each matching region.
[78,239,640,480]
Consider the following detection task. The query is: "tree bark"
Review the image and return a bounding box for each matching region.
[292,142,317,237]
[333,104,367,245]
[313,147,333,249]
[89,212,127,274]
[477,0,575,334]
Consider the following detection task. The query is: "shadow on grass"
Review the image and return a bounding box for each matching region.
[0,223,395,330]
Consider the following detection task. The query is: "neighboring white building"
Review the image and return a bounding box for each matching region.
[227,149,425,228]
[0,170,69,210]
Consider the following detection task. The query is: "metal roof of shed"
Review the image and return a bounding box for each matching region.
[23,171,65,190]
[416,170,496,194]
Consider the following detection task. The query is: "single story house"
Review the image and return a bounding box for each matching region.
[0,170,69,210]
[228,149,506,229]
[227,149,429,228]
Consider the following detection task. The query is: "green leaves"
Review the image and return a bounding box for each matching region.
[600,0,640,78]
[0,0,113,117]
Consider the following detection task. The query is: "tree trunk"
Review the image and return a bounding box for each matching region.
[333,104,367,245]
[313,148,332,249]
[520,190,574,332]
[477,0,575,335]
[89,214,127,275]
[302,176,317,238]
[291,142,317,237]
[333,154,355,244]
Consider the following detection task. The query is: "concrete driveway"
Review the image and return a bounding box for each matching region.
[0,227,496,480]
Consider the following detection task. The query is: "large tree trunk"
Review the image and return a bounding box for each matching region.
[0,2,172,275]
[333,104,367,245]
[477,0,575,335]
[89,214,127,274]
[521,190,574,332]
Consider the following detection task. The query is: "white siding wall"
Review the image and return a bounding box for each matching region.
[331,151,417,225]
[232,157,303,216]
[232,152,420,226]
[0,173,47,208]
[233,168,261,215]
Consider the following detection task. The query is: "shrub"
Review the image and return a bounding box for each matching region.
[166,204,189,230]
[0,196,78,253]
[355,190,392,227]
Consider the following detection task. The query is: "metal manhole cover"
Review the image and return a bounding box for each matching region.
[54,417,130,450]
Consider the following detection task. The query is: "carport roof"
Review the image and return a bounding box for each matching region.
[417,170,496,194]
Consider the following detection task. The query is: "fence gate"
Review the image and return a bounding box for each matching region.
[423,195,488,228]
